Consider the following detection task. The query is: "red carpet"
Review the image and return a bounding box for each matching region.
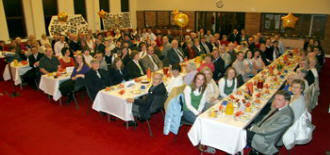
[0,59,329,155]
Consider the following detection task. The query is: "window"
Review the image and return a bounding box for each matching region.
[121,0,129,12]
[3,0,26,39]
[99,0,110,30]
[42,0,58,35]
[261,13,327,39]
[74,0,87,20]
[196,12,245,34]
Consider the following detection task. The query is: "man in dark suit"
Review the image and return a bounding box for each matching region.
[85,59,111,100]
[212,49,225,81]
[259,44,271,66]
[228,28,240,43]
[200,37,212,54]
[167,39,185,65]
[68,34,81,52]
[125,50,145,79]
[247,90,294,155]
[192,39,206,56]
[22,46,44,88]
[127,73,168,122]
[95,39,106,54]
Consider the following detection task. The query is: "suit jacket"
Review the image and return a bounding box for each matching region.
[228,33,240,43]
[200,41,213,53]
[250,106,294,154]
[28,53,44,68]
[167,48,184,65]
[108,67,127,85]
[213,57,225,81]
[135,83,168,120]
[193,45,206,56]
[141,54,163,72]
[305,70,315,86]
[125,60,145,79]
[85,69,111,99]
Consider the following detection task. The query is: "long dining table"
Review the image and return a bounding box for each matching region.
[187,50,301,154]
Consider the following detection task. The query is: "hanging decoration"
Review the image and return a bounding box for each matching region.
[172,9,189,28]
[98,9,107,19]
[57,12,68,22]
[102,12,131,30]
[48,14,88,38]
[281,12,299,28]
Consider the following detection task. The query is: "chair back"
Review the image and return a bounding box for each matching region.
[164,84,186,112]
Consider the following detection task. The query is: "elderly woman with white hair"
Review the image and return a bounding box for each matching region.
[183,62,198,85]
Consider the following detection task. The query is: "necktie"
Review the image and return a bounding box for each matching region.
[202,43,210,53]
[96,70,101,78]
[175,48,184,61]
[258,109,278,127]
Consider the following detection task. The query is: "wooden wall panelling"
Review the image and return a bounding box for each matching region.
[245,13,261,34]
[136,11,145,28]
[182,11,195,31]
[322,15,330,55]
[157,11,170,27]
[144,11,156,27]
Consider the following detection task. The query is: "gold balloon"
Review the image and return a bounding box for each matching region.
[58,12,68,22]
[98,9,107,18]
[174,12,189,28]
[281,13,299,28]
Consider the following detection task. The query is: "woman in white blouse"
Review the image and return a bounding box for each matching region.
[83,49,93,66]
[166,64,184,93]
[40,34,50,46]
[244,50,256,79]
[252,50,265,72]
[218,67,238,98]
[202,67,220,109]
[86,35,95,53]
[183,72,208,123]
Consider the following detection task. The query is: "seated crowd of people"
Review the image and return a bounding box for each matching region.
[1,27,324,154]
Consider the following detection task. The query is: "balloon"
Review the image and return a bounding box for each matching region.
[98,9,107,18]
[174,12,189,28]
[281,13,299,28]
[58,12,68,22]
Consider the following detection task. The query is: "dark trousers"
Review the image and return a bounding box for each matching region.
[22,68,40,88]
[247,130,256,147]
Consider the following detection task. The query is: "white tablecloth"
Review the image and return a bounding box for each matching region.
[93,80,151,121]
[3,63,32,85]
[39,74,70,101]
[188,52,300,154]
[92,58,201,121]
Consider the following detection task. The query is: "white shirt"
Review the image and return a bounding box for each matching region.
[218,78,237,98]
[54,41,65,57]
[83,55,93,66]
[183,85,207,115]
[166,75,184,93]
[86,39,95,50]
[139,50,147,58]
[40,39,50,46]
[174,48,184,62]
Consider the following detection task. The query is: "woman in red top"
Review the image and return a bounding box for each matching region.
[184,41,197,59]
[59,47,75,70]
[198,54,215,72]
[220,35,230,46]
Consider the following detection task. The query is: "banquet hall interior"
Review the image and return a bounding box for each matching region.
[0,0,330,154]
